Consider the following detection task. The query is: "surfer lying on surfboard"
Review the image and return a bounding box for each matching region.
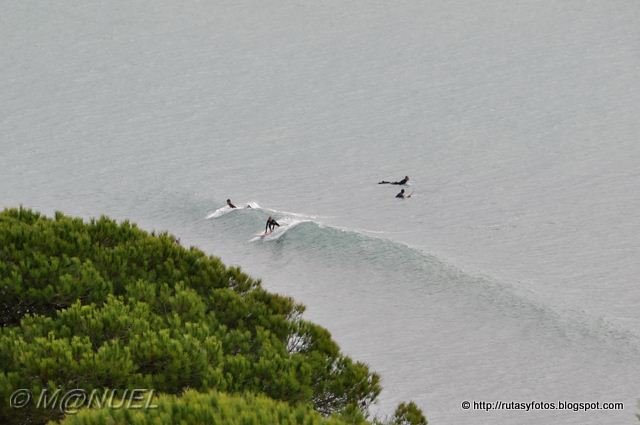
[226,198,252,209]
[265,216,280,233]
[379,175,409,185]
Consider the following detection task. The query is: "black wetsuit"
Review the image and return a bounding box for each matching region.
[379,177,409,185]
[227,201,236,208]
[265,218,280,233]
[396,190,406,199]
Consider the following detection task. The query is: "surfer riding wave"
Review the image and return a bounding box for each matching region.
[265,216,280,234]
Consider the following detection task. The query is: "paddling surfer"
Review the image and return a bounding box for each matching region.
[379,175,409,185]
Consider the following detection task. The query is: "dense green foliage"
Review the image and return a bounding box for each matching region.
[0,207,426,425]
[390,402,428,425]
[51,390,358,425]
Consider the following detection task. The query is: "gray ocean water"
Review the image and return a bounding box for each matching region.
[2,1,640,423]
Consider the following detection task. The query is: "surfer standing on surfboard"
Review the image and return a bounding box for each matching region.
[265,216,280,234]
[379,175,409,185]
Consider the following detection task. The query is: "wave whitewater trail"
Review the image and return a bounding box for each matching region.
[204,201,640,359]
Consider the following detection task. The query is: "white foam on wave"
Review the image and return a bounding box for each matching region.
[206,206,233,219]
[261,207,328,220]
